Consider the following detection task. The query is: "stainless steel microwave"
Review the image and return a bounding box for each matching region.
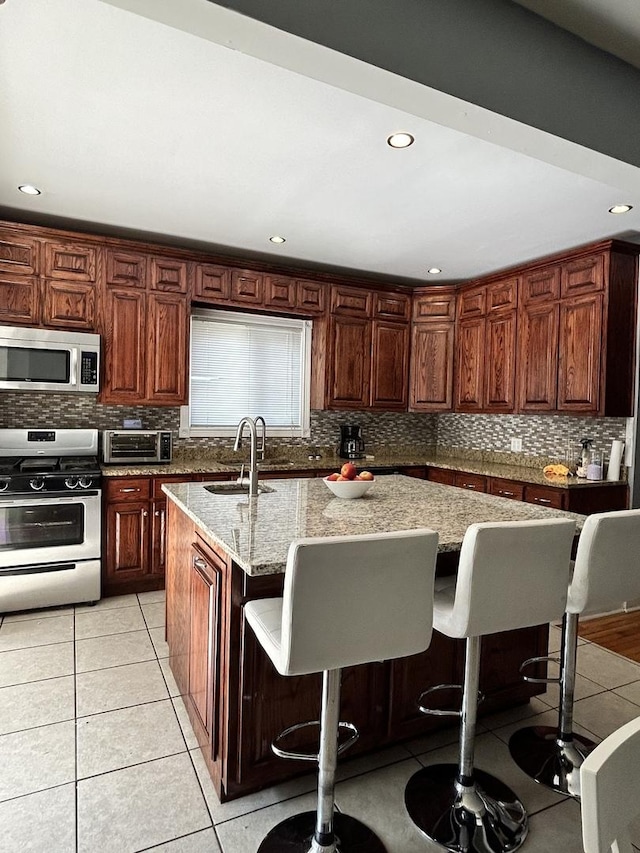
[102,430,172,465]
[0,325,100,393]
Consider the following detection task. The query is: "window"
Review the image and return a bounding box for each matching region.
[180,308,312,437]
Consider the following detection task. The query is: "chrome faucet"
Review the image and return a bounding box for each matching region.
[254,416,266,462]
[234,416,260,496]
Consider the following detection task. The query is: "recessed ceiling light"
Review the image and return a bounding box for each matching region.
[18,184,41,196]
[269,235,286,244]
[387,132,414,149]
[609,204,633,214]
[427,267,442,275]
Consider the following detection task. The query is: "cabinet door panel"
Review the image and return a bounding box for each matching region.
[410,322,454,411]
[524,485,565,510]
[105,250,147,288]
[485,311,516,412]
[330,285,371,317]
[458,287,485,318]
[231,269,263,304]
[373,291,410,320]
[517,302,559,412]
[150,258,188,293]
[521,266,560,304]
[561,253,604,298]
[413,291,456,321]
[454,471,487,492]
[102,288,146,402]
[455,318,485,411]
[189,551,219,741]
[370,320,409,410]
[146,292,188,404]
[558,294,603,413]
[487,277,518,312]
[489,478,524,501]
[43,242,96,281]
[296,280,325,314]
[105,502,149,579]
[42,280,95,330]
[0,231,39,276]
[0,276,39,325]
[427,467,456,486]
[329,316,371,408]
[194,264,231,301]
[264,276,296,309]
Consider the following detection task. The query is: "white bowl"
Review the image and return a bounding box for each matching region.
[323,476,374,499]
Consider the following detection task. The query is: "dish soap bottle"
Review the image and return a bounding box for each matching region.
[576,437,593,478]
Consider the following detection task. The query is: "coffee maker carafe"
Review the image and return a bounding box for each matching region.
[339,424,365,459]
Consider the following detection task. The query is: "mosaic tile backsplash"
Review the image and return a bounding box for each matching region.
[0,392,630,467]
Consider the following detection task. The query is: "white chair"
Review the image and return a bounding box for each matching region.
[509,509,640,799]
[581,716,640,853]
[404,518,576,853]
[244,528,439,853]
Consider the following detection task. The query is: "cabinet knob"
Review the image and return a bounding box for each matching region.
[142,510,148,517]
[155,510,161,516]
[193,557,207,570]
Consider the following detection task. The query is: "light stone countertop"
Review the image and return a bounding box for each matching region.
[163,474,585,577]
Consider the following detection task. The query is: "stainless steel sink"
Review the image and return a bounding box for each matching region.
[204,482,275,496]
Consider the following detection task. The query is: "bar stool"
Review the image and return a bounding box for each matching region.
[509,509,640,799]
[244,528,439,853]
[404,518,576,853]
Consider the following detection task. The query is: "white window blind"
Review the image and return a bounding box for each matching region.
[184,309,311,437]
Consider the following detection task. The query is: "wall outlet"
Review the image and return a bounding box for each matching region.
[510,437,523,452]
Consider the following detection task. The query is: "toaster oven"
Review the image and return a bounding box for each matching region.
[102,430,172,464]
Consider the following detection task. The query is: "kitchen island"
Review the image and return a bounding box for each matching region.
[163,475,584,802]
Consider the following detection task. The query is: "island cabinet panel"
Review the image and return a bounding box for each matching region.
[0,229,39,276]
[0,276,40,325]
[41,279,96,330]
[370,320,409,410]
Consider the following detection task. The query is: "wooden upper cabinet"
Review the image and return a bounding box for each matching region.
[521,265,560,304]
[42,280,96,330]
[43,241,96,282]
[150,257,188,293]
[457,285,485,318]
[330,285,372,318]
[0,276,40,325]
[146,291,188,404]
[455,317,485,411]
[328,315,371,408]
[105,249,147,289]
[557,293,603,413]
[561,253,604,298]
[296,280,325,314]
[370,320,409,410]
[486,277,518,312]
[101,287,147,402]
[413,290,456,322]
[517,301,559,412]
[230,269,263,305]
[264,276,296,310]
[485,310,516,412]
[0,229,39,276]
[373,291,411,321]
[194,263,231,302]
[410,322,454,411]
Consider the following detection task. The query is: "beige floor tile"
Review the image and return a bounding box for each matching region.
[539,672,605,708]
[77,753,211,853]
[75,629,155,672]
[576,642,640,689]
[0,783,76,852]
[75,605,146,640]
[76,659,169,716]
[215,790,318,852]
[159,656,184,697]
[526,797,585,852]
[0,642,74,688]
[0,721,76,802]
[146,828,222,852]
[0,675,75,735]
[141,601,166,629]
[76,593,139,612]
[173,697,199,750]
[613,679,640,706]
[479,696,550,730]
[77,699,186,778]
[0,613,74,651]
[491,706,599,746]
[149,625,170,658]
[573,690,640,740]
[137,589,166,605]
[3,605,74,622]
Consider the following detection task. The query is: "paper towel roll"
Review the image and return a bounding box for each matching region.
[607,439,624,481]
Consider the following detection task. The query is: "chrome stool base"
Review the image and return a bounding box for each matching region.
[256,810,387,853]
[508,725,596,798]
[405,764,528,853]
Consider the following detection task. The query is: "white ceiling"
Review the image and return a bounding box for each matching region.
[0,0,639,285]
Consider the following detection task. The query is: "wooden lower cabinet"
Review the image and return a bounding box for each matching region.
[166,500,547,803]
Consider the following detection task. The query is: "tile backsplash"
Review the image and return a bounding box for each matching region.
[0,392,631,467]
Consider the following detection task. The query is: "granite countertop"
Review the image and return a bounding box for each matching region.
[163,474,585,577]
[102,451,625,490]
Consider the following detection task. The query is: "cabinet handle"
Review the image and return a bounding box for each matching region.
[500,490,515,497]
[121,487,140,493]
[142,510,148,517]
[193,556,207,570]
[535,497,551,505]
[154,510,161,516]
[464,483,477,490]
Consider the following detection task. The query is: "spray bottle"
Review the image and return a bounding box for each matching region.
[576,437,593,478]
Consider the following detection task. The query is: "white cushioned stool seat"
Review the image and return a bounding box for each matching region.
[509,509,640,799]
[244,528,439,853]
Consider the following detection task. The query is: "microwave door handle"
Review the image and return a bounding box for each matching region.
[69,347,78,389]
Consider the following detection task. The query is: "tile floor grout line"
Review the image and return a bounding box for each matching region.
[76,747,189,784]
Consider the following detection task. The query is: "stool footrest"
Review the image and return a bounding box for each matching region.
[519,654,561,685]
[271,719,359,762]
[418,683,485,717]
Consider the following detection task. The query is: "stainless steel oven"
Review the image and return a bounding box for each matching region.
[0,428,102,612]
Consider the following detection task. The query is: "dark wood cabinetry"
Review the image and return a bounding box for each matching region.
[43,241,96,282]
[0,229,39,276]
[0,276,39,325]
[42,279,96,329]
[410,288,455,412]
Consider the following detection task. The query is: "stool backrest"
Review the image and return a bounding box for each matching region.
[567,509,640,616]
[449,518,575,637]
[280,528,439,676]
[581,716,640,853]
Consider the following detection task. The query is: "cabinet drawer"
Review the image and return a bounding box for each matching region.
[373,291,410,320]
[105,478,151,502]
[413,290,456,321]
[152,475,195,499]
[561,254,604,298]
[330,285,371,317]
[489,478,524,501]
[427,467,456,486]
[524,485,565,509]
[487,277,518,312]
[454,471,487,492]
[458,287,486,318]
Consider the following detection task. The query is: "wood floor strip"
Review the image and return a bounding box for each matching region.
[578,610,640,663]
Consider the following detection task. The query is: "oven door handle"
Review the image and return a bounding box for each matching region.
[0,490,100,505]
[1,562,77,576]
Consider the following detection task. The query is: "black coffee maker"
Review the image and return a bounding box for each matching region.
[339,424,365,459]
